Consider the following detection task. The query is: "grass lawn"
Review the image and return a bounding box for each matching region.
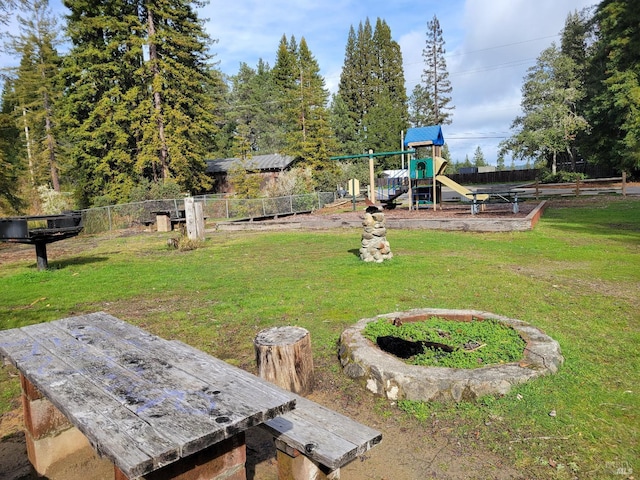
[1,196,638,479]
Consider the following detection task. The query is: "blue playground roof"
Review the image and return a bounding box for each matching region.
[404,126,445,147]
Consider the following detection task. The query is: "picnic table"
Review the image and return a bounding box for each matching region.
[0,312,296,479]
[465,190,523,215]
[150,209,186,232]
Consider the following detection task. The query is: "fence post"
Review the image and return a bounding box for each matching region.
[290,195,293,214]
[184,197,205,241]
[262,198,266,217]
[225,198,229,219]
[107,206,112,231]
[622,171,627,196]
[575,179,581,196]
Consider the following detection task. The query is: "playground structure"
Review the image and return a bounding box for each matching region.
[404,126,489,211]
[332,125,525,213]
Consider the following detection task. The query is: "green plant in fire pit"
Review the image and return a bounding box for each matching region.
[362,317,526,369]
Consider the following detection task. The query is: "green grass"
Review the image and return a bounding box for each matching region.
[363,317,526,368]
[0,196,638,478]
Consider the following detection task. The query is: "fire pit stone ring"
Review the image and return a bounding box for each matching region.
[338,308,563,402]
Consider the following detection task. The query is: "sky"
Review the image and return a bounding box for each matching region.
[2,0,596,165]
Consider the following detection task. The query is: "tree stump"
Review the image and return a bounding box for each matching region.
[254,327,314,395]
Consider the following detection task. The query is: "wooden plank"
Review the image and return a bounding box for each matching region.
[167,340,297,413]
[61,313,296,417]
[0,327,177,478]
[263,414,357,469]
[285,396,382,454]
[261,395,382,469]
[36,318,271,456]
[22,322,226,451]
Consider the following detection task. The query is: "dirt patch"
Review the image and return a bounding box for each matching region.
[280,200,536,221]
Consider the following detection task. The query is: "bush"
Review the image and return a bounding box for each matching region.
[540,171,587,184]
[262,167,314,197]
[37,185,75,213]
[129,179,183,202]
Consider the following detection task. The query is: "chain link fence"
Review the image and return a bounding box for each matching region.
[80,192,338,234]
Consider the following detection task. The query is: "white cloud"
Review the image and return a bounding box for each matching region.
[439,0,595,163]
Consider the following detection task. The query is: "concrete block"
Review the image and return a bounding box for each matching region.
[25,425,93,476]
[22,395,72,439]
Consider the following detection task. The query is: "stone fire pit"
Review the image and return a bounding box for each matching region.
[338,308,563,402]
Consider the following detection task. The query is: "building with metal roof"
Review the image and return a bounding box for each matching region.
[205,154,297,193]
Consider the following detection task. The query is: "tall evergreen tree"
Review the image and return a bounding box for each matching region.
[230,62,260,154]
[60,0,219,205]
[335,26,360,151]
[408,84,435,127]
[0,80,25,213]
[368,18,408,165]
[270,35,336,178]
[337,17,408,160]
[60,0,146,204]
[5,0,64,195]
[329,93,359,155]
[583,0,640,173]
[271,34,300,153]
[296,38,336,169]
[420,15,454,125]
[137,0,218,193]
[472,146,487,166]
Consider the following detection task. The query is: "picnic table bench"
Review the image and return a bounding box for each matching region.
[0,313,382,480]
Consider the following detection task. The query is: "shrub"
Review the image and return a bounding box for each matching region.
[37,185,75,213]
[540,171,586,184]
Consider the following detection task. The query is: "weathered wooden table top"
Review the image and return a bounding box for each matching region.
[0,312,296,478]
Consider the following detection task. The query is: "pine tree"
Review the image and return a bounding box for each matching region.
[271,34,336,175]
[135,0,217,194]
[5,0,64,195]
[296,37,336,172]
[337,17,408,159]
[473,146,486,167]
[421,15,454,125]
[368,18,408,163]
[329,93,359,155]
[60,0,219,205]
[335,25,360,150]
[583,0,640,173]
[408,84,435,127]
[0,80,25,213]
[271,34,300,153]
[60,0,145,204]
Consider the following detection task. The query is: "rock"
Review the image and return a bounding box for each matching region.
[359,211,392,262]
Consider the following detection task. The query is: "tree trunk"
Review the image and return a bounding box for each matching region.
[254,327,314,395]
[22,107,36,189]
[146,4,170,181]
[42,91,60,192]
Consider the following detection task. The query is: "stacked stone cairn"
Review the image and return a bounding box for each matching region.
[360,208,393,263]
